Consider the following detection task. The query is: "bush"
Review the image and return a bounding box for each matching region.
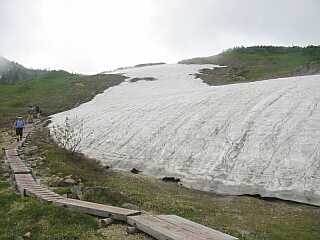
[51,116,93,154]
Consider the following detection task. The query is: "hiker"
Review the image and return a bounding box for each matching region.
[14,116,25,141]
[27,105,34,123]
[35,105,41,119]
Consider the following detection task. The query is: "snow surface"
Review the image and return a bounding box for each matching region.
[50,64,320,206]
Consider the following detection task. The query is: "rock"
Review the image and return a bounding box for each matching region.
[121,203,140,211]
[130,168,142,174]
[127,226,139,234]
[23,232,31,239]
[71,185,84,199]
[48,175,77,187]
[100,218,114,227]
[63,178,76,186]
[239,230,251,236]
[3,172,10,178]
[3,173,10,178]
[23,146,38,154]
[48,176,64,187]
[30,162,37,168]
[28,146,38,151]
[162,177,181,183]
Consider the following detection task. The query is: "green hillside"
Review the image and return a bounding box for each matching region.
[0,70,125,127]
[180,45,320,85]
[0,56,49,84]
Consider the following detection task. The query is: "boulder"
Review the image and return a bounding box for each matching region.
[100,218,114,227]
[3,173,10,178]
[64,178,76,186]
[121,203,139,211]
[130,168,142,174]
[23,232,31,239]
[162,177,181,183]
[48,176,64,187]
[127,227,139,234]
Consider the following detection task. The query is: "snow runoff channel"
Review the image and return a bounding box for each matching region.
[50,64,320,206]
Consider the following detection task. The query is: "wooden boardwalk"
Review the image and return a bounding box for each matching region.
[128,215,238,240]
[3,124,238,240]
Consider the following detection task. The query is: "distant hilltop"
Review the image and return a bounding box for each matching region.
[0,56,71,84]
[179,45,320,85]
[102,62,166,74]
[134,62,166,68]
[0,56,49,84]
[179,45,320,66]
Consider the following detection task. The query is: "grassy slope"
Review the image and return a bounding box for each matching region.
[24,126,320,240]
[180,46,320,85]
[0,71,126,127]
[0,157,102,240]
[0,71,131,239]
[0,130,150,240]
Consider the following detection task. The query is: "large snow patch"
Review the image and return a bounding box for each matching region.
[50,64,320,206]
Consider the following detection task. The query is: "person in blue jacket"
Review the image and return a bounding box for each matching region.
[14,116,25,141]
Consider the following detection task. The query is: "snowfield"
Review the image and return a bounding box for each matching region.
[50,64,320,206]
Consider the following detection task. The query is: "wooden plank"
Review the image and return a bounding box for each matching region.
[26,188,59,195]
[10,167,31,174]
[28,191,61,198]
[54,198,140,221]
[15,177,36,182]
[14,173,34,178]
[5,149,18,157]
[16,182,38,188]
[15,178,35,184]
[158,215,238,240]
[14,174,37,193]
[128,215,238,240]
[25,190,65,202]
[128,214,202,240]
[6,156,21,162]
[7,155,31,174]
[15,177,35,182]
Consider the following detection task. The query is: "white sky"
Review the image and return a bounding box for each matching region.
[1,0,320,74]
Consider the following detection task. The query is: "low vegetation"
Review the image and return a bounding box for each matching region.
[0,64,131,239]
[0,71,126,127]
[0,182,100,240]
[180,45,320,85]
[0,126,150,240]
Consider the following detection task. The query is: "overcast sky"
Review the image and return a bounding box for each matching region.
[1,0,319,74]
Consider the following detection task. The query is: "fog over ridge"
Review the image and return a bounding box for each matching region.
[1,0,319,73]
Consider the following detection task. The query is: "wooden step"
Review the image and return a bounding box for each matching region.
[127,214,238,240]
[9,165,31,174]
[5,148,18,157]
[54,198,141,221]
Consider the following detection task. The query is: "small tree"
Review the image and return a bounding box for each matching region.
[51,116,93,154]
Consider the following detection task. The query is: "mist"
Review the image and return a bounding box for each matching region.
[1,0,319,74]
